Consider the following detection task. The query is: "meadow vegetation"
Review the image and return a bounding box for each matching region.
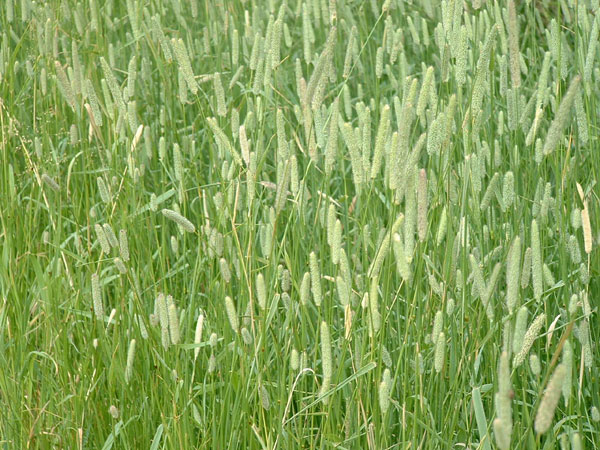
[0,0,598,448]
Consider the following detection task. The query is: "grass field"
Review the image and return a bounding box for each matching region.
[0,0,598,448]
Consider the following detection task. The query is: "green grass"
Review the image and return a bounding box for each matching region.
[0,0,599,448]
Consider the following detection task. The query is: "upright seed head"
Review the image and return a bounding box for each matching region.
[100,225,116,249]
[534,364,567,434]
[434,332,445,373]
[379,368,392,414]
[194,313,204,360]
[119,229,129,262]
[511,309,528,355]
[167,303,180,345]
[320,320,332,396]
[290,348,300,371]
[507,1,521,88]
[95,223,111,254]
[214,72,226,117]
[171,38,198,95]
[224,296,239,333]
[309,252,322,307]
[54,60,76,110]
[125,339,136,384]
[543,76,581,156]
[502,171,515,210]
[369,276,381,333]
[496,351,512,428]
[417,168,428,242]
[513,313,545,367]
[431,310,443,344]
[416,66,434,121]
[375,46,384,78]
[91,273,103,319]
[531,220,543,301]
[581,205,592,254]
[331,219,342,265]
[506,236,521,313]
[326,203,336,246]
[157,293,168,331]
[561,340,572,405]
[300,271,310,306]
[256,273,267,310]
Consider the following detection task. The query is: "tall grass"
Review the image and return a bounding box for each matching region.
[0,0,598,448]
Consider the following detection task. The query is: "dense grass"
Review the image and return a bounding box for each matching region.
[0,0,598,448]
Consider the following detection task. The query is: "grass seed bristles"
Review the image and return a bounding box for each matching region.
[91,273,104,319]
[335,276,349,307]
[416,66,434,122]
[369,277,381,333]
[431,310,443,344]
[309,251,323,307]
[513,313,545,367]
[534,364,567,434]
[256,273,267,310]
[542,75,581,156]
[531,220,543,301]
[493,418,511,450]
[96,177,110,203]
[307,26,337,110]
[506,236,521,313]
[581,205,592,254]
[125,339,136,384]
[219,258,231,283]
[512,306,529,353]
[161,208,195,233]
[393,233,412,282]
[325,98,339,175]
[103,224,118,248]
[300,271,310,306]
[507,1,520,88]
[417,169,428,242]
[125,55,136,101]
[239,125,250,165]
[320,320,332,403]
[171,38,198,95]
[214,73,226,117]
[574,90,588,145]
[100,57,126,118]
[193,313,204,360]
[480,172,500,211]
[168,303,180,345]
[118,230,129,262]
[41,174,60,192]
[520,247,532,289]
[561,340,572,404]
[379,368,391,415]
[114,257,127,274]
[290,348,300,371]
[502,172,514,210]
[342,26,356,79]
[224,296,239,333]
[331,219,342,265]
[497,351,512,424]
[469,254,487,301]
[471,25,498,116]
[371,105,391,179]
[94,223,111,253]
[434,332,445,373]
[584,16,599,81]
[54,61,76,110]
[84,80,103,126]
